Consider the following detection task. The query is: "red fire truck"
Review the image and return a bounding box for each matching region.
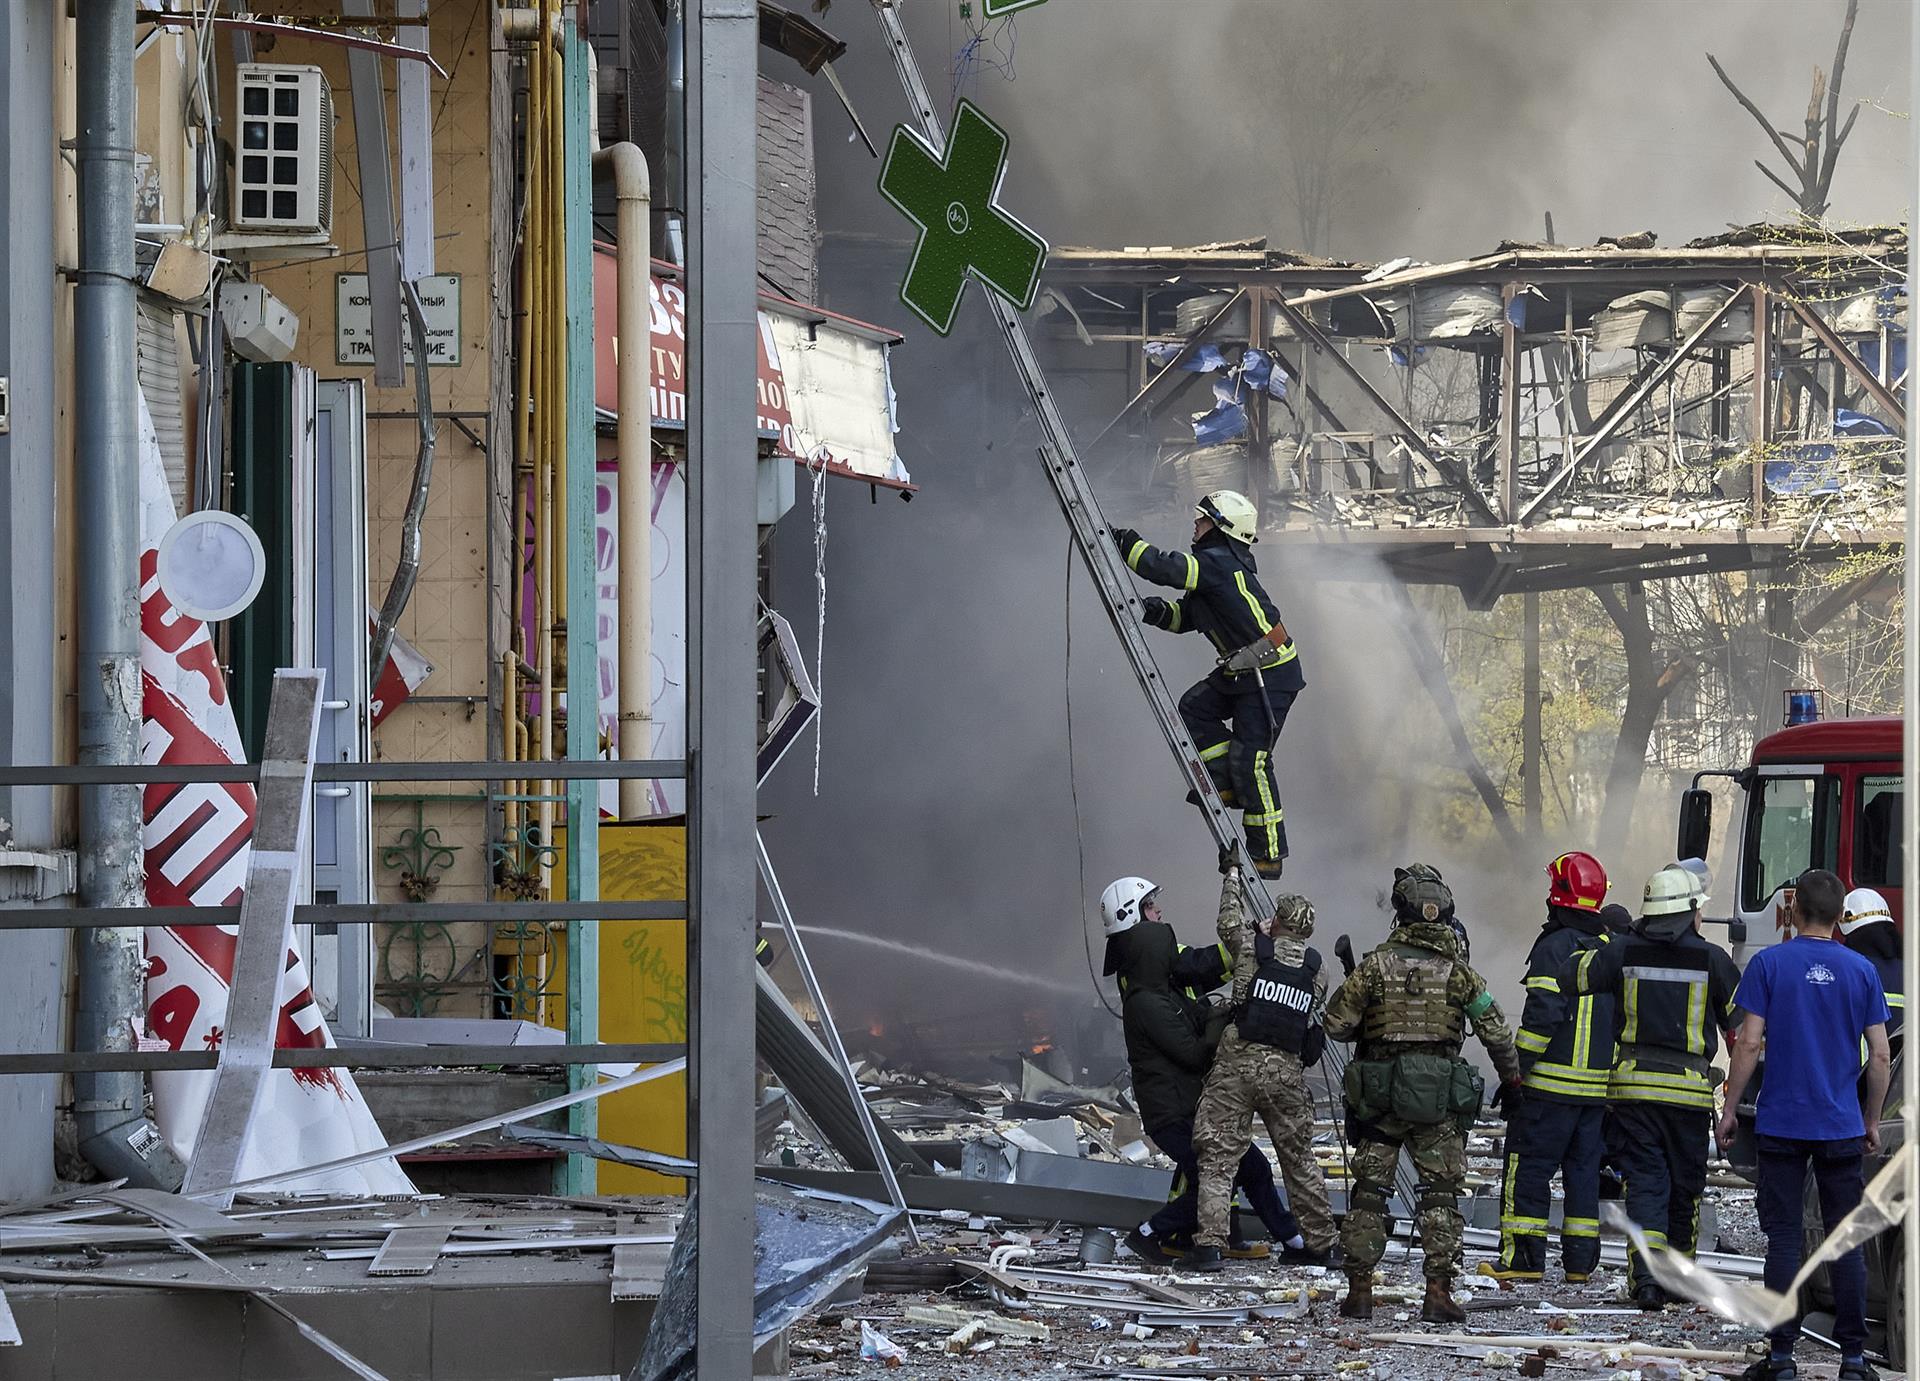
[1679,707,1904,1359]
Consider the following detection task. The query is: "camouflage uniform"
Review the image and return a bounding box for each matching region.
[1323,914,1521,1283]
[1193,879,1338,1253]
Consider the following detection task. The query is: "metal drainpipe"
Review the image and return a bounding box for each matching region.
[72,0,185,1188]
[593,144,653,818]
[665,0,686,263]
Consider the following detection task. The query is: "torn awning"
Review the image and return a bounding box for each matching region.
[593,248,913,490]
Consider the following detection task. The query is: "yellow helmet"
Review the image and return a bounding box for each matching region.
[1196,490,1259,544]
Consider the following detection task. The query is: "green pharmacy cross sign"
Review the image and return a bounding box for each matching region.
[878,99,1049,336]
[981,0,1048,14]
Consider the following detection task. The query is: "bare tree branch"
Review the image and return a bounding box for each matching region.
[1826,0,1859,149]
[1753,158,1805,207]
[1820,101,1862,197]
[1708,51,1807,178]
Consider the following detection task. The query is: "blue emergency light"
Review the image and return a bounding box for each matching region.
[1784,689,1823,726]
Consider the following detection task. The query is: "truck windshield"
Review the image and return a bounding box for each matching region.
[1854,774,1905,888]
[1741,775,1840,911]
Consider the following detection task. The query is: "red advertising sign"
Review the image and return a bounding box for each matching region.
[593,249,798,455]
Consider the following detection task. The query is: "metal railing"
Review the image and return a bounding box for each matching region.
[0,753,690,1075]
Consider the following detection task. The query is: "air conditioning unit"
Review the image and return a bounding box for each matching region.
[228,63,333,243]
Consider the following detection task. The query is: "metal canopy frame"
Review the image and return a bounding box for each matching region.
[1051,241,1908,594]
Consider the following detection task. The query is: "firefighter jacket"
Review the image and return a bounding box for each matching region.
[1322,921,1522,1085]
[1512,906,1615,1104]
[1844,920,1904,1045]
[1565,911,1740,1111]
[1218,884,1325,1055]
[1110,920,1232,1134]
[1126,529,1306,692]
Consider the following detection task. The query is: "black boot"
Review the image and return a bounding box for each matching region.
[1184,1244,1225,1272]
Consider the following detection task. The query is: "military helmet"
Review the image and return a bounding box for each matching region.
[1271,893,1315,939]
[1392,863,1453,921]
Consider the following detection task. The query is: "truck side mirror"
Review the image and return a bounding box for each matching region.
[1678,788,1713,862]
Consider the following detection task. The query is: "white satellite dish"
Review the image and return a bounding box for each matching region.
[156,510,268,622]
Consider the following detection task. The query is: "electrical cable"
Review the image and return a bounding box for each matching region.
[1067,535,1120,1019]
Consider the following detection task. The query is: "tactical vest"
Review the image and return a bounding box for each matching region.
[1361,944,1465,1048]
[1237,948,1321,1053]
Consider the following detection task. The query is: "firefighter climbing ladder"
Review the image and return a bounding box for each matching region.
[865,4,1437,1215]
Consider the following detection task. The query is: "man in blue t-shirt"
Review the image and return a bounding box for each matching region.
[1719,869,1891,1381]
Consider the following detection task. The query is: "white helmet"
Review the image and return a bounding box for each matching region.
[1643,864,1707,917]
[1841,887,1894,935]
[1195,490,1260,545]
[1100,876,1159,936]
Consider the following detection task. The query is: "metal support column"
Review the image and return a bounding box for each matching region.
[561,18,601,1196]
[1498,282,1521,521]
[1521,591,1541,843]
[686,0,759,1372]
[1901,15,1918,1355]
[72,0,184,1189]
[1750,284,1771,527]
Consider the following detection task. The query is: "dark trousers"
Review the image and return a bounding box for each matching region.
[1179,668,1297,865]
[1146,1117,1301,1244]
[1499,1097,1604,1275]
[1755,1133,1868,1357]
[1605,1101,1708,1292]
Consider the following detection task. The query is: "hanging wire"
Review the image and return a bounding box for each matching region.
[950,12,1019,106]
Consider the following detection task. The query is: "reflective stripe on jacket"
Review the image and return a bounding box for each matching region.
[1514,909,1614,1103]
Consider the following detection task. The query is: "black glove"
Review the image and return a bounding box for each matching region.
[1334,934,1355,977]
[1490,1079,1525,1120]
[1141,595,1171,626]
[1217,845,1238,876]
[1110,526,1141,558]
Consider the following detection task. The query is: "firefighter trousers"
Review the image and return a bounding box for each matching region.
[1605,1101,1708,1293]
[1178,667,1296,866]
[1498,1097,1603,1276]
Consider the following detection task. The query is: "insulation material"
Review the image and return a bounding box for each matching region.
[765,310,909,485]
[1590,290,1673,352]
[1369,285,1503,340]
[1672,288,1753,344]
[1172,292,1316,341]
[136,389,412,1197]
[1819,288,1908,335]
[1173,442,1250,516]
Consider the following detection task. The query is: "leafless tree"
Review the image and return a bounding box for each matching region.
[1706,0,1861,218]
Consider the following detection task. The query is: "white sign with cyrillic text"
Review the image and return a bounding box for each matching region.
[336,273,462,366]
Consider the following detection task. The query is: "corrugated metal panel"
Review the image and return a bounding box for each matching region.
[136,296,190,515]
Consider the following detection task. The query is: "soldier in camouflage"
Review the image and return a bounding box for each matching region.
[1323,866,1525,1323]
[1185,868,1339,1271]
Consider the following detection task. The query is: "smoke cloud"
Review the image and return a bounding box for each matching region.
[759,0,1911,1068]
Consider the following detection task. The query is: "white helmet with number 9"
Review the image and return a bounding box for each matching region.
[1100,876,1159,936]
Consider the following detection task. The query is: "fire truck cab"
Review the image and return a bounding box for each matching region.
[1678,711,1903,958]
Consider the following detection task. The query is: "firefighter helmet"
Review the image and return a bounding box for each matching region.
[1642,864,1706,917]
[1272,893,1316,939]
[1545,851,1609,913]
[1841,887,1894,935]
[1195,489,1260,545]
[1100,877,1159,936]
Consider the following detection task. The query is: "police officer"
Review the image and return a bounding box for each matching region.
[1112,490,1304,879]
[1185,871,1340,1271]
[1323,868,1524,1322]
[1482,851,1614,1285]
[1101,875,1307,1266]
[1564,864,1740,1310]
[1841,887,1903,1053]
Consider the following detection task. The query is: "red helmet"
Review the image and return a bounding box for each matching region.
[1545,851,1609,913]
